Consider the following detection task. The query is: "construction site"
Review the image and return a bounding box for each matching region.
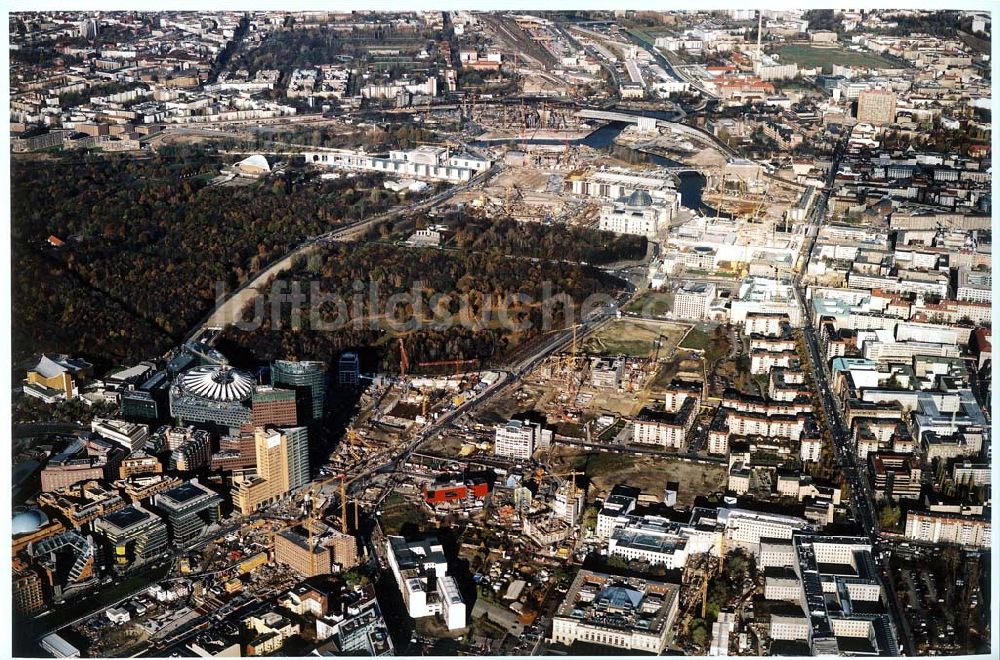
[700,171,801,225]
[469,100,593,142]
[456,166,602,226]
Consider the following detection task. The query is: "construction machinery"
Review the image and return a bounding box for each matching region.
[747,181,770,225]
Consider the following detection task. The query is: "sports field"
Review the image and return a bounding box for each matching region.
[777,44,901,73]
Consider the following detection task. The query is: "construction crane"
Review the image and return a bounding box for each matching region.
[652,333,672,362]
[713,173,727,220]
[700,533,726,618]
[398,338,410,379]
[543,323,586,392]
[748,181,770,225]
[416,358,478,375]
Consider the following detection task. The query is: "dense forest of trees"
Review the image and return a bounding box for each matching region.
[216,243,628,370]
[270,123,439,152]
[12,152,404,370]
[231,28,349,74]
[804,9,966,37]
[441,216,648,265]
[803,9,839,32]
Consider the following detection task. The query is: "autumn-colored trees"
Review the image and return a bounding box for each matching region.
[218,243,628,370]
[12,153,402,370]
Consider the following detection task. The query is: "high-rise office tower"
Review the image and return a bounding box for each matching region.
[271,360,326,425]
[233,426,310,514]
[338,352,361,388]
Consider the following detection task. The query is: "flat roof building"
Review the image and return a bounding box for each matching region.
[152,479,223,547]
[385,534,466,630]
[272,360,326,426]
[552,569,680,654]
[93,504,168,569]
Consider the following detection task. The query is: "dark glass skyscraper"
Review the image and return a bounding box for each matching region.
[271,360,326,425]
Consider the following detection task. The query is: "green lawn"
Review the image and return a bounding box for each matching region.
[777,44,901,73]
[679,328,712,352]
[624,291,674,317]
[378,494,427,536]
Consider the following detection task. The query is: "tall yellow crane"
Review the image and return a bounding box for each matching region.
[543,323,586,392]
[398,338,410,379]
[700,534,726,618]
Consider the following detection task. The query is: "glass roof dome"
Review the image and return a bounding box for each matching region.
[13,509,49,536]
[177,365,255,402]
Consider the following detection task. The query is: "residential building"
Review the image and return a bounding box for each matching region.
[868,453,922,501]
[38,481,126,528]
[243,612,300,656]
[118,452,162,479]
[632,399,697,450]
[13,566,46,617]
[315,586,394,655]
[115,474,182,503]
[385,535,466,630]
[956,267,991,303]
[952,462,991,486]
[904,511,991,548]
[28,531,97,600]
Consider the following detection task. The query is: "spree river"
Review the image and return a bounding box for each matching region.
[474,120,718,216]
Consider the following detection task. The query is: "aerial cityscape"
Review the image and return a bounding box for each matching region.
[8,8,993,658]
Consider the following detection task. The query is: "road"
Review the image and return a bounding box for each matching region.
[552,435,727,464]
[183,162,502,341]
[623,28,718,101]
[790,135,916,657]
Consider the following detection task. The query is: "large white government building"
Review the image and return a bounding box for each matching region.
[303,146,491,183]
[598,189,674,238]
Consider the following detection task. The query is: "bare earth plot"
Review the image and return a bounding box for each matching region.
[582,318,689,357]
[550,447,726,508]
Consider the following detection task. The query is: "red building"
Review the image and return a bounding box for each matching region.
[423,474,491,505]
